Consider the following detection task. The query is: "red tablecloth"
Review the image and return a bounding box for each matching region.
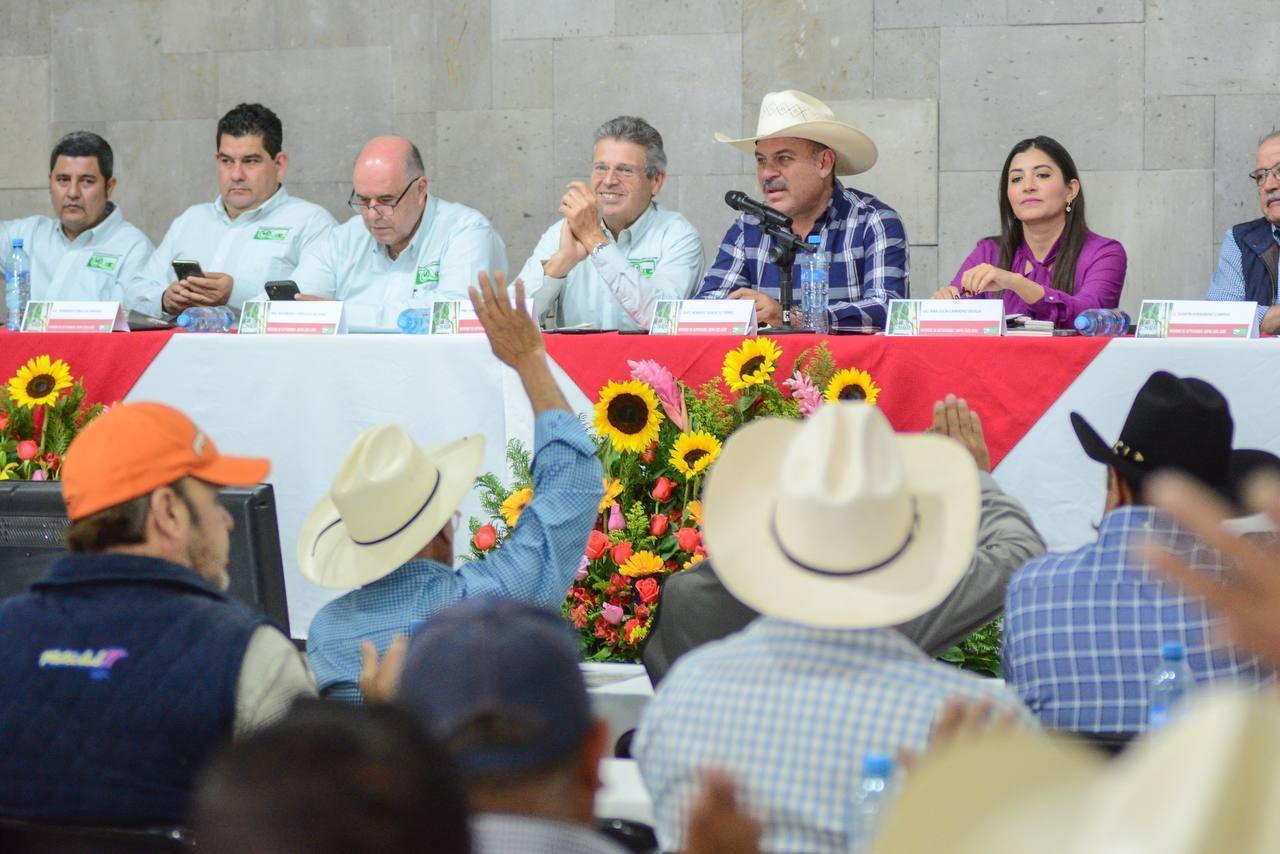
[545,333,1111,468]
[0,330,177,406]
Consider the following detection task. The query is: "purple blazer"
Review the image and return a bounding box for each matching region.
[950,232,1127,329]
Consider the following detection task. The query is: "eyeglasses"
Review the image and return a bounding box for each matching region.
[1249,164,1280,187]
[348,177,421,216]
[592,162,646,181]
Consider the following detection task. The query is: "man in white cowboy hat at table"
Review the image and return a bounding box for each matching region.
[694,89,909,332]
[633,403,1033,853]
[300,272,603,702]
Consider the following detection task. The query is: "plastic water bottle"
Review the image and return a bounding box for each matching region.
[851,753,894,853]
[798,235,830,333]
[397,308,433,334]
[175,306,236,333]
[1074,308,1130,337]
[5,238,30,332]
[1148,641,1194,731]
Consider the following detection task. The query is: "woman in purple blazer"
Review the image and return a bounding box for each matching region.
[934,136,1127,329]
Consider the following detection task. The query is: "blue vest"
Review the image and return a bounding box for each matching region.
[1231,217,1280,306]
[0,553,267,827]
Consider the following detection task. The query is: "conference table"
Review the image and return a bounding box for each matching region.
[2,329,1278,636]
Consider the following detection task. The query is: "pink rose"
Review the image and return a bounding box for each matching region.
[574,555,589,581]
[601,602,624,625]
[16,440,38,461]
[472,524,497,551]
[608,504,626,531]
[675,527,701,553]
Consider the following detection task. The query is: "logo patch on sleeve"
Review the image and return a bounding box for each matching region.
[629,258,657,278]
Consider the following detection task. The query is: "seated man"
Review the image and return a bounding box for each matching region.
[128,102,335,316]
[1207,130,1280,335]
[302,273,601,701]
[694,90,908,331]
[0,403,314,827]
[291,136,507,329]
[1,131,153,303]
[518,116,704,330]
[1003,371,1276,735]
[634,403,1033,853]
[642,395,1045,684]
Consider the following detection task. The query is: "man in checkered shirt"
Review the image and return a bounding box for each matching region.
[694,90,909,332]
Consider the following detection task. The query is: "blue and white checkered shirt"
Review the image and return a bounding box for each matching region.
[1003,506,1275,734]
[306,409,603,702]
[633,618,1032,853]
[472,813,627,854]
[1206,223,1280,324]
[693,180,909,332]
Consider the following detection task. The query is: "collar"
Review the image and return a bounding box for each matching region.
[1018,231,1065,269]
[373,194,434,260]
[1095,504,1169,539]
[214,184,288,225]
[603,201,659,244]
[58,203,118,245]
[32,552,230,601]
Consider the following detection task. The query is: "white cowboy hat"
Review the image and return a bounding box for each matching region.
[701,404,979,629]
[715,89,879,175]
[297,424,485,589]
[877,688,1280,854]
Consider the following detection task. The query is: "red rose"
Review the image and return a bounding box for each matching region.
[610,541,634,566]
[650,476,676,501]
[0,412,9,431]
[472,524,497,551]
[649,513,669,537]
[636,577,660,605]
[16,440,37,461]
[585,529,610,560]
[675,527,701,552]
[42,452,59,466]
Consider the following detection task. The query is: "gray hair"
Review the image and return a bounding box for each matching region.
[593,116,667,178]
[1260,129,1280,148]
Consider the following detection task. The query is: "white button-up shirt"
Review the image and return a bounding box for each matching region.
[518,203,704,331]
[0,205,154,303]
[290,194,507,330]
[128,185,335,314]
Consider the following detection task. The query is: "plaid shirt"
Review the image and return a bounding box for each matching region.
[472,813,627,854]
[1003,506,1275,734]
[306,409,603,702]
[693,180,909,331]
[634,619,1032,853]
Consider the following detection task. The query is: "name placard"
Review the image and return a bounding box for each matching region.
[649,299,756,336]
[886,299,1004,337]
[1135,300,1258,339]
[410,299,537,335]
[22,301,127,333]
[238,300,346,335]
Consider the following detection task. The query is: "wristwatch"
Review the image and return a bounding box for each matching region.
[590,240,609,257]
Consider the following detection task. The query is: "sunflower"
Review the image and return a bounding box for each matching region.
[619,550,666,577]
[7,355,73,409]
[824,367,881,406]
[594,380,663,454]
[599,478,623,513]
[500,486,533,528]
[722,338,781,393]
[686,499,704,528]
[683,552,706,569]
[669,431,722,479]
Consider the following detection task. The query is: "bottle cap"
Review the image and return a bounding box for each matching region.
[807,234,821,246]
[175,310,194,328]
[10,238,21,248]
[863,752,893,777]
[1161,641,1186,661]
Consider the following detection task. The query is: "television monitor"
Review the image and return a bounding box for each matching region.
[0,481,290,635]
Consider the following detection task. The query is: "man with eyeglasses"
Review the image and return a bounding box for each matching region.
[516,115,704,331]
[289,135,507,329]
[1207,130,1280,334]
[129,103,336,317]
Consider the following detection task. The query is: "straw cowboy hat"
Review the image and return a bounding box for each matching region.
[298,424,485,589]
[701,404,979,629]
[877,688,1280,853]
[715,89,879,175]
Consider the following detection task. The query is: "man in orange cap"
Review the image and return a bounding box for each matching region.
[0,402,314,828]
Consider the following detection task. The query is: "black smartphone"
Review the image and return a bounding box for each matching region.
[265,280,300,301]
[171,259,204,281]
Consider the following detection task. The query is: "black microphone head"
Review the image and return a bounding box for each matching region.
[724,190,748,207]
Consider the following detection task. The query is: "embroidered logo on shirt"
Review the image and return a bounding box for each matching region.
[85,253,120,272]
[629,258,657,278]
[415,264,440,286]
[253,227,291,241]
[39,647,129,680]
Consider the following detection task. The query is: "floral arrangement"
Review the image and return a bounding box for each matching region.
[0,355,104,481]
[467,339,882,661]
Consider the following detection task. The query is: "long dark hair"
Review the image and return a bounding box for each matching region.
[995,136,1087,296]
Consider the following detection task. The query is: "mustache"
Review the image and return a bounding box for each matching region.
[1268,190,1280,204]
[762,179,788,192]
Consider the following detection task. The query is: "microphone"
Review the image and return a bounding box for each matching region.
[724,191,792,229]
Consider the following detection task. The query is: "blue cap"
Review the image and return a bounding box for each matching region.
[807,234,821,245]
[1161,641,1186,661]
[10,238,21,248]
[863,752,893,777]
[398,597,590,778]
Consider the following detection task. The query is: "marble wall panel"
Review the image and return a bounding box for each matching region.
[908,243,938,294]
[674,173,762,268]
[491,0,615,39]
[615,0,743,35]
[873,28,939,100]
[0,6,50,57]
[0,190,53,220]
[1144,96,1213,170]
[874,0,1006,29]
[0,57,50,186]
[103,119,219,244]
[1005,0,1143,25]
[1213,96,1280,239]
[492,39,553,110]
[937,170,999,286]
[1146,23,1280,96]
[743,0,874,104]
[393,0,492,114]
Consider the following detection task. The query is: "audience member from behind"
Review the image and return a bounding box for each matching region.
[0,403,313,827]
[934,136,1126,330]
[1003,371,1276,736]
[635,403,1033,853]
[1207,129,1280,335]
[193,699,471,854]
[301,272,602,701]
[0,131,154,305]
[641,394,1045,684]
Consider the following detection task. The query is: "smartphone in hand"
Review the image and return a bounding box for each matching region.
[265,280,300,301]
[171,259,204,281]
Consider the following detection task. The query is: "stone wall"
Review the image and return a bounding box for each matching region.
[1,0,1276,311]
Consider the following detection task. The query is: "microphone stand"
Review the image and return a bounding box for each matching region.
[761,222,815,335]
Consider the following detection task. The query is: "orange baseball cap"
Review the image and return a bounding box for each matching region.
[61,402,271,520]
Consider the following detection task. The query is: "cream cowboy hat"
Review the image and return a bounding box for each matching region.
[297,424,485,589]
[715,89,879,175]
[701,404,979,629]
